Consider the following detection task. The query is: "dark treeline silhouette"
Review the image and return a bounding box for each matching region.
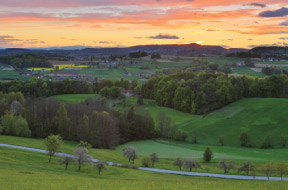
[0,78,137,98]
[25,98,155,148]
[142,71,288,114]
[0,54,52,68]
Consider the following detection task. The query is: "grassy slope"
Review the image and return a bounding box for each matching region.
[1,135,288,177]
[1,147,287,190]
[179,98,288,147]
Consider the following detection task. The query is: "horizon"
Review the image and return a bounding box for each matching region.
[0,0,288,49]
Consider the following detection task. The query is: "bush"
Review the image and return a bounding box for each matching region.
[1,113,31,137]
[261,136,273,149]
[240,131,250,147]
[141,156,151,167]
[203,147,213,162]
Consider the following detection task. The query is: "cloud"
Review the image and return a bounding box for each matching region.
[147,33,180,39]
[279,37,288,40]
[249,42,288,48]
[0,35,22,43]
[259,7,288,17]
[244,3,266,8]
[280,21,288,26]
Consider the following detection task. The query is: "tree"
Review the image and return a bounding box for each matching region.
[261,136,273,149]
[10,100,23,115]
[1,113,31,137]
[74,147,93,171]
[277,162,288,180]
[141,156,151,167]
[184,159,201,172]
[77,141,92,149]
[218,159,235,174]
[238,161,254,175]
[94,161,107,176]
[280,136,288,148]
[174,157,184,171]
[53,102,71,139]
[219,136,224,146]
[44,135,62,162]
[262,162,274,180]
[203,147,213,162]
[240,131,250,147]
[150,153,159,167]
[58,157,73,170]
[122,146,138,164]
[137,95,144,106]
[192,130,199,144]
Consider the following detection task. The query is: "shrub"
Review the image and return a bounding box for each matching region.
[141,156,151,167]
[203,147,213,162]
[261,136,273,149]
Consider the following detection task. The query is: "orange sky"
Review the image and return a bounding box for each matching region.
[0,0,288,49]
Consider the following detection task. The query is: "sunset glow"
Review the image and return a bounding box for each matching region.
[1,0,288,49]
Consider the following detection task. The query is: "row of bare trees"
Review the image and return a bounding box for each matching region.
[44,135,107,176]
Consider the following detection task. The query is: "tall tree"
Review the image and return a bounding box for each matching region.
[44,135,62,162]
[53,103,71,139]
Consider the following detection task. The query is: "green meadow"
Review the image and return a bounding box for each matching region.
[1,146,287,190]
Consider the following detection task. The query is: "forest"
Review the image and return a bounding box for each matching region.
[0,54,52,68]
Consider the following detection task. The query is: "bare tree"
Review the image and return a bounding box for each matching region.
[150,153,159,167]
[262,162,274,180]
[238,161,254,175]
[94,161,107,176]
[251,164,257,180]
[74,147,93,171]
[122,146,138,164]
[44,135,62,162]
[218,159,235,174]
[277,162,288,180]
[173,157,184,171]
[58,157,73,170]
[184,159,201,172]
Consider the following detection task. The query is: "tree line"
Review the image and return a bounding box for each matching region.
[0,78,139,98]
[0,54,52,68]
[142,71,288,114]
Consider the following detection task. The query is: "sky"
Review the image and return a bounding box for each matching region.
[0,0,288,49]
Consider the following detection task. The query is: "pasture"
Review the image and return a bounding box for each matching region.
[1,135,288,178]
[1,146,287,190]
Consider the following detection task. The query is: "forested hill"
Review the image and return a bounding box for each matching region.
[0,54,52,68]
[0,44,247,57]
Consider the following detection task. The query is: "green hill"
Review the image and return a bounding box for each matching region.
[179,98,288,147]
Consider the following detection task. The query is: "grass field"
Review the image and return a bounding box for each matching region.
[1,135,288,178]
[0,63,31,81]
[48,94,99,103]
[179,98,288,147]
[1,146,287,190]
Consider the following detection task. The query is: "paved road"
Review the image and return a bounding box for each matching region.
[0,143,287,181]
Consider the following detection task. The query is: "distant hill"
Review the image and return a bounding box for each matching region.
[249,46,288,58]
[0,43,248,57]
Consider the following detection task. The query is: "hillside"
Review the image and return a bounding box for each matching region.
[49,95,288,148]
[179,98,288,147]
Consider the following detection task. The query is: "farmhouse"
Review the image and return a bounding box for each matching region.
[122,90,134,97]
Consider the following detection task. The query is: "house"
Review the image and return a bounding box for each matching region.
[122,90,134,97]
[236,62,245,67]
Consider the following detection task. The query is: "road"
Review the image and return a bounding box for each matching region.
[0,143,287,181]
